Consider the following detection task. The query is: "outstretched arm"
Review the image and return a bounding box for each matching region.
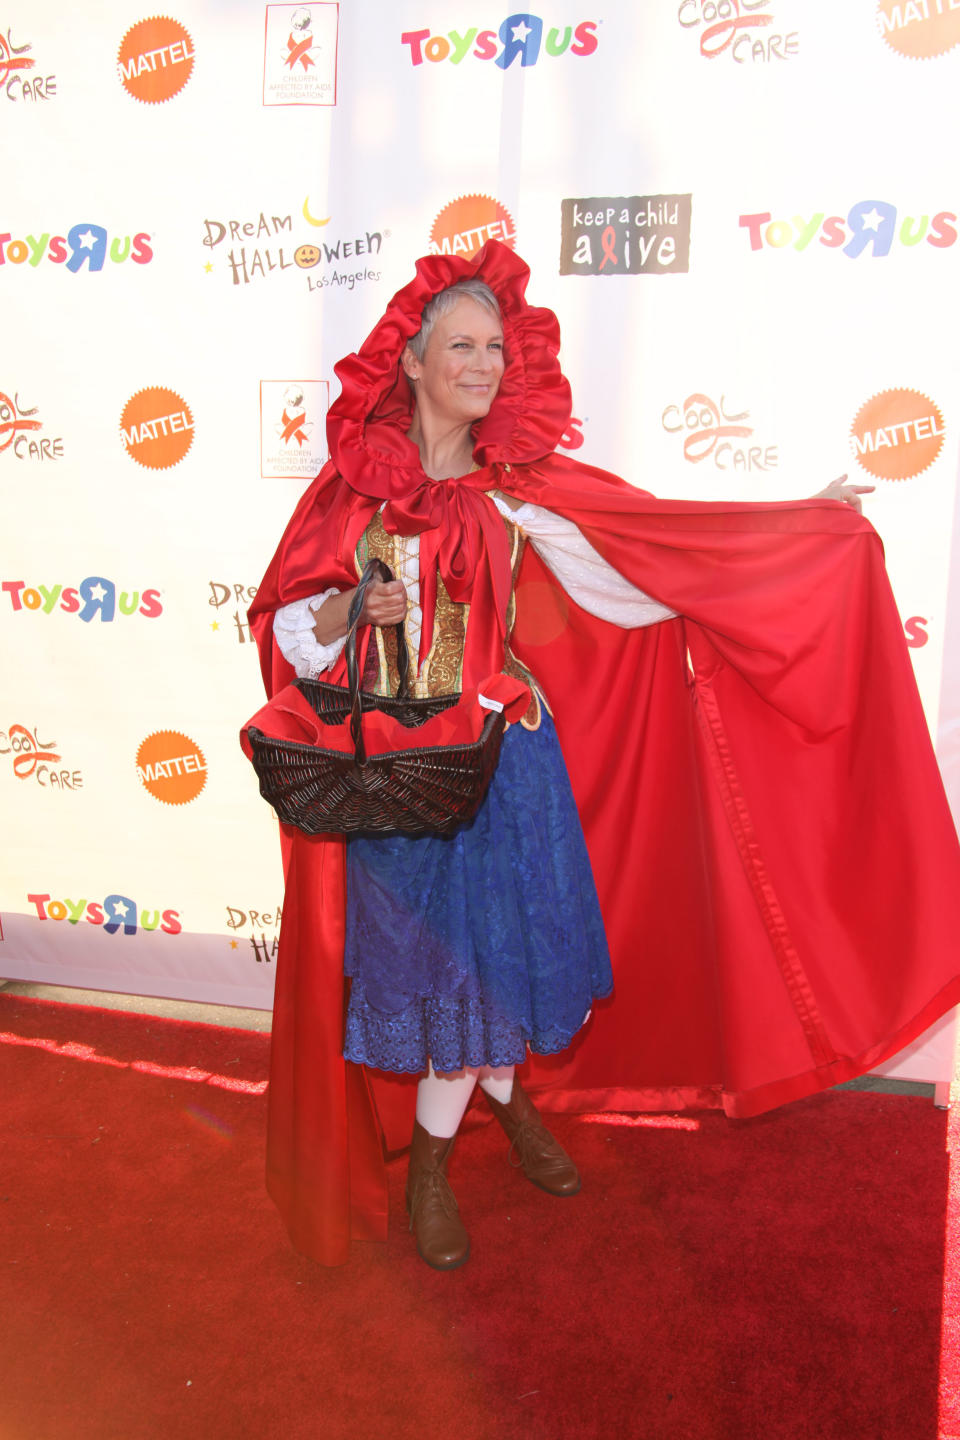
[813,474,876,513]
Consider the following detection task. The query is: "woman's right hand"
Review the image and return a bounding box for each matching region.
[310,580,407,646]
[359,578,407,627]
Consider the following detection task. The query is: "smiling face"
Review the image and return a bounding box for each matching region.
[402,297,505,429]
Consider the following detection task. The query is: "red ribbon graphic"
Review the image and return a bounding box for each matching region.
[280,409,309,446]
[0,392,42,453]
[598,226,619,271]
[285,33,316,71]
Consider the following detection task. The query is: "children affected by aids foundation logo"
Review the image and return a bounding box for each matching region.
[430,196,516,260]
[877,0,960,59]
[202,207,384,291]
[260,380,329,478]
[118,16,194,103]
[401,14,598,66]
[2,578,162,621]
[137,731,207,805]
[120,388,193,470]
[850,389,945,481]
[0,26,56,101]
[27,892,181,936]
[0,722,82,791]
[739,201,956,255]
[560,196,692,276]
[677,1,799,63]
[662,392,778,473]
[263,4,339,105]
[0,227,153,272]
[0,391,63,462]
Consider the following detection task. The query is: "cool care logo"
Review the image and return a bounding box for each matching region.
[2,579,163,621]
[0,722,82,790]
[28,892,181,936]
[739,202,957,254]
[0,391,63,461]
[677,1,799,63]
[401,13,599,65]
[662,392,779,472]
[0,226,153,271]
[0,25,57,100]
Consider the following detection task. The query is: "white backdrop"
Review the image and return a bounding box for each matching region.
[3,3,959,1057]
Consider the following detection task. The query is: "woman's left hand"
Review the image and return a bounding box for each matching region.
[813,474,876,512]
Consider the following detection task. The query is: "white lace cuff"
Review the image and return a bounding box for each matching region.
[273,590,346,678]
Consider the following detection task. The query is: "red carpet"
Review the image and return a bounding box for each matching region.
[0,993,953,1440]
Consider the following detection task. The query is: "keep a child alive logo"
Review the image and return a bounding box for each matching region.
[560,196,692,275]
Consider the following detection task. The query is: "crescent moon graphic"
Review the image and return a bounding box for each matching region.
[303,197,331,227]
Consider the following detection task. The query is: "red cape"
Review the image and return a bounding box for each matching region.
[248,243,960,1265]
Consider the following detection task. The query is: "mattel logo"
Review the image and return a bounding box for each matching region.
[560,196,692,276]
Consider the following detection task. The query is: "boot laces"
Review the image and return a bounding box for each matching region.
[507,1117,558,1170]
[408,1170,459,1231]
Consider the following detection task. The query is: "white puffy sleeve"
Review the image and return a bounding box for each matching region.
[492,494,676,628]
[273,589,347,678]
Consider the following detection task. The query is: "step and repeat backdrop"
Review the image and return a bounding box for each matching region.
[3,3,960,1052]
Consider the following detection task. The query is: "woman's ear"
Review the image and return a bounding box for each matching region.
[400,345,419,381]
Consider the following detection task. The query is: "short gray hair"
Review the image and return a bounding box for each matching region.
[406,279,502,361]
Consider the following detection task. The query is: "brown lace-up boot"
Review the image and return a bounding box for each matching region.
[405,1121,470,1270]
[483,1077,581,1196]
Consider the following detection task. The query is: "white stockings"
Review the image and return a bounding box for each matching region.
[415,1062,515,1139]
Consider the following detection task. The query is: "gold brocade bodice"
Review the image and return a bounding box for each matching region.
[355,507,543,729]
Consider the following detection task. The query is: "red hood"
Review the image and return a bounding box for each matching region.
[325,240,573,499]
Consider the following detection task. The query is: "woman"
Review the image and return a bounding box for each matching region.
[248,241,960,1269]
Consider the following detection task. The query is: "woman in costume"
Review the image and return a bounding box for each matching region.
[248,241,960,1270]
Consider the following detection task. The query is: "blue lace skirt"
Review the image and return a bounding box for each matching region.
[342,712,613,1073]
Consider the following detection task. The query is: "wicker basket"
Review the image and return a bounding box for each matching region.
[244,559,509,836]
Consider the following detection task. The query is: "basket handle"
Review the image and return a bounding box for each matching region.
[345,557,411,765]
